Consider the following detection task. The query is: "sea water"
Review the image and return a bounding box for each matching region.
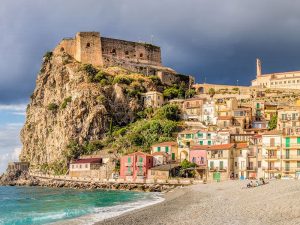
[0,186,163,225]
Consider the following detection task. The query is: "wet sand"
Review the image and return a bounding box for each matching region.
[95,180,300,225]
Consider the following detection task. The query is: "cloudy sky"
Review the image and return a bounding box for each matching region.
[1,0,300,172]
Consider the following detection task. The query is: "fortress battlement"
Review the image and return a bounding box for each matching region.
[54,32,162,69]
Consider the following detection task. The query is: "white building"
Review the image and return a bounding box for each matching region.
[201,99,217,125]
[252,58,300,89]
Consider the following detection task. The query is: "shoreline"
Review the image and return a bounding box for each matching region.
[93,180,300,225]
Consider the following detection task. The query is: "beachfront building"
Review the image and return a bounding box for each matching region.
[281,135,300,178]
[69,157,102,178]
[7,162,29,172]
[148,164,179,180]
[141,91,164,108]
[206,144,234,181]
[177,130,199,162]
[120,152,153,181]
[189,145,207,179]
[262,131,282,179]
[277,107,300,135]
[151,141,178,162]
[247,135,263,179]
[182,98,204,121]
[201,99,217,125]
[233,143,249,180]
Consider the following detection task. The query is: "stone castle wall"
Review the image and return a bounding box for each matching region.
[54,32,161,69]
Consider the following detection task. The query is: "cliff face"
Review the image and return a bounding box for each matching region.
[20,53,145,168]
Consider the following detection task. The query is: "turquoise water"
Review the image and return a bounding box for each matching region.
[0,186,162,225]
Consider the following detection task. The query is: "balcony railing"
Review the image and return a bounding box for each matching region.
[209,167,227,172]
[282,167,300,172]
[282,155,300,160]
[263,155,280,160]
[246,166,257,171]
[125,171,133,176]
[262,167,280,171]
[137,171,144,176]
[136,162,144,166]
[125,163,132,166]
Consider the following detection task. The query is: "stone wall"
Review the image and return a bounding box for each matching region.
[101,37,161,66]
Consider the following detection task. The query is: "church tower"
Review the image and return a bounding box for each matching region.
[256,58,262,78]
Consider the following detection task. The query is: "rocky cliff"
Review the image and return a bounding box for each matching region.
[20,52,160,169]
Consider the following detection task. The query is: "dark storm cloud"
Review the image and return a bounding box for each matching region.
[1,0,300,104]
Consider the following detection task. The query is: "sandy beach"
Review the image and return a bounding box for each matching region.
[96,180,300,225]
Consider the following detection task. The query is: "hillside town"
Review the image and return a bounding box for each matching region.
[55,58,300,183]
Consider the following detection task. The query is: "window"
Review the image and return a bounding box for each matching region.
[192,157,196,163]
[157,147,161,152]
[140,53,143,58]
[72,165,74,169]
[235,162,237,167]
[186,134,192,139]
[86,43,91,48]
[219,161,224,169]
[85,164,88,168]
[79,165,82,169]
[208,140,212,145]
[198,133,203,138]
[258,161,261,168]
[139,157,143,162]
[210,161,214,169]
[128,157,131,163]
[60,47,65,52]
[297,137,300,144]
[165,146,169,153]
[199,140,203,145]
[297,150,300,156]
[125,51,129,55]
[297,161,300,168]
[172,153,175,160]
[207,133,211,139]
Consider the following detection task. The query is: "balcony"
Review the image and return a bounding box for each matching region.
[246,166,257,171]
[209,167,227,172]
[283,144,300,149]
[247,153,256,157]
[125,163,132,166]
[137,171,144,176]
[264,145,279,150]
[282,155,300,160]
[136,162,144,167]
[125,171,133,176]
[282,167,300,173]
[262,167,280,171]
[263,155,280,160]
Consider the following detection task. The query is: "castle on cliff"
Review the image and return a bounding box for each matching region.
[53,32,193,85]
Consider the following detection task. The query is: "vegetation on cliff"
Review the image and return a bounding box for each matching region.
[20,52,190,175]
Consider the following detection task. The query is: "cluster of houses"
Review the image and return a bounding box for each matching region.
[117,93,300,182]
[34,88,298,182]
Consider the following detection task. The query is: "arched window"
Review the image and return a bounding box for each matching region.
[60,47,65,52]
[140,53,143,58]
[86,43,91,48]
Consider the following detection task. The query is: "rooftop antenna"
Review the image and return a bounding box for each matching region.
[237,79,239,86]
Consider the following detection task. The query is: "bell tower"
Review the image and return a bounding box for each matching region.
[256,58,262,78]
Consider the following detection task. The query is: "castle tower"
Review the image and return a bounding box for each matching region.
[75,32,103,67]
[256,58,262,78]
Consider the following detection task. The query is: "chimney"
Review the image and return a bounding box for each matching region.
[256,58,262,78]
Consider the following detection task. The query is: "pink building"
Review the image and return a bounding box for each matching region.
[120,152,153,181]
[189,145,207,166]
[189,145,207,179]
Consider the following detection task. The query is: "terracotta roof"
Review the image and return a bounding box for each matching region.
[127,151,153,157]
[179,129,200,134]
[71,158,102,164]
[218,116,233,120]
[151,141,177,147]
[235,142,248,149]
[190,143,234,151]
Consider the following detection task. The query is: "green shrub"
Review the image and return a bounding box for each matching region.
[44,51,53,62]
[47,103,59,111]
[113,76,133,85]
[149,76,162,85]
[81,64,99,81]
[61,96,72,109]
[154,104,180,121]
[185,89,196,98]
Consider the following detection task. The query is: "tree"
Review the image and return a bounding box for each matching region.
[268,115,278,130]
[208,88,215,96]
